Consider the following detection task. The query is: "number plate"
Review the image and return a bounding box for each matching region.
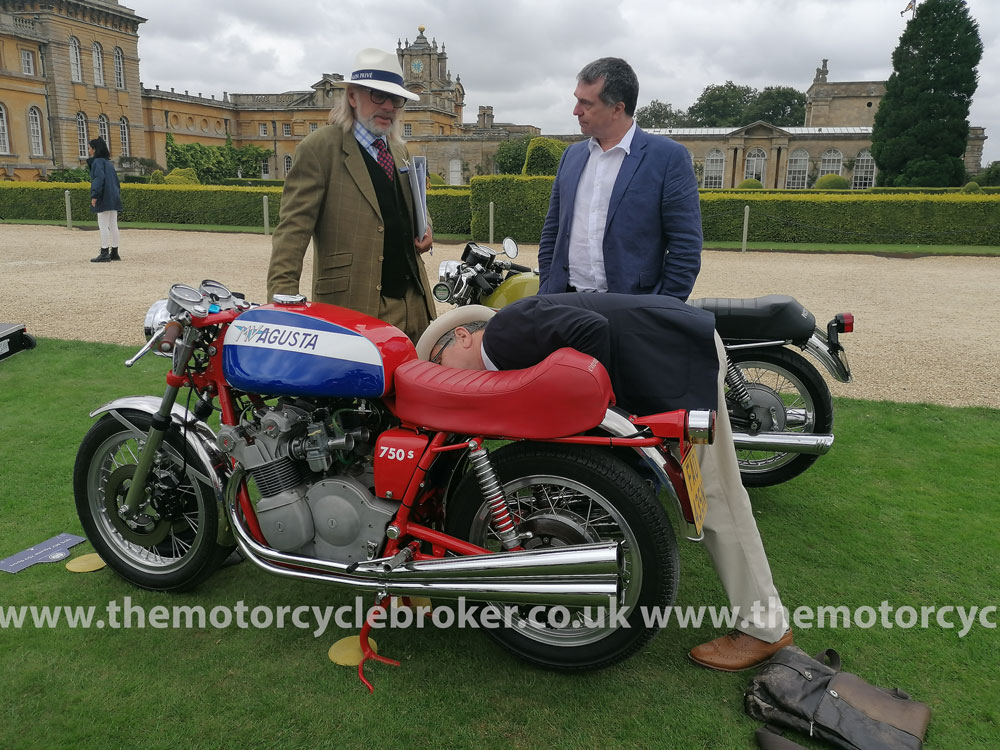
[682,448,708,536]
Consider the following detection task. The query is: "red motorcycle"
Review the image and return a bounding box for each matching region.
[74,280,713,684]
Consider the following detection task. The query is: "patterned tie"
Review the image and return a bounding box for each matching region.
[373,138,395,181]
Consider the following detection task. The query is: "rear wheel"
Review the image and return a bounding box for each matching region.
[446,442,678,670]
[73,411,232,591]
[727,348,834,487]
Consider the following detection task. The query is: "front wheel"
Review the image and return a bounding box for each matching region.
[73,411,232,591]
[446,442,678,671]
[726,347,834,487]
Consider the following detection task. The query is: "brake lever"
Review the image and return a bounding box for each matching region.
[125,326,167,368]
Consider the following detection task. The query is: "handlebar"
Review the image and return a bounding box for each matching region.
[507,262,532,273]
[157,320,183,353]
[471,274,494,293]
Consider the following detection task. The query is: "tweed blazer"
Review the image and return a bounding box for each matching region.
[266,124,436,319]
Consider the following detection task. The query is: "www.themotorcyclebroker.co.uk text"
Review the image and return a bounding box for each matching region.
[2,597,996,639]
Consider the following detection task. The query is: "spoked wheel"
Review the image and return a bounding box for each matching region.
[447,442,678,670]
[73,411,232,591]
[727,348,834,487]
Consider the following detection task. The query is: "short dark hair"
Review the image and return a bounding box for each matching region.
[577,57,639,117]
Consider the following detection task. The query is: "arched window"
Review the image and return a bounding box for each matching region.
[0,104,10,154]
[785,149,809,190]
[28,107,44,156]
[852,149,876,190]
[69,37,82,81]
[284,154,293,174]
[703,148,725,189]
[119,117,130,157]
[113,47,126,89]
[92,42,105,87]
[76,112,89,157]
[98,114,110,146]
[744,147,767,183]
[819,149,843,176]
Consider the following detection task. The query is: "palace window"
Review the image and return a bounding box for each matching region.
[98,114,110,147]
[282,123,291,136]
[69,37,82,82]
[28,107,44,156]
[785,149,809,189]
[0,105,10,154]
[819,149,843,176]
[852,149,876,190]
[744,147,767,183]
[703,149,725,189]
[21,50,36,76]
[114,47,126,89]
[92,42,105,87]
[77,112,89,157]
[310,123,318,132]
[403,123,412,137]
[284,155,292,174]
[120,117,130,157]
[261,159,270,177]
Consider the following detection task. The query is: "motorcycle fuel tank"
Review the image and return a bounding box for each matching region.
[222,302,416,398]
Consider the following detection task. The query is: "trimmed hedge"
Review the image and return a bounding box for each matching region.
[0,183,281,226]
[425,189,470,234]
[218,178,286,187]
[469,175,556,242]
[700,193,1000,245]
[522,137,568,176]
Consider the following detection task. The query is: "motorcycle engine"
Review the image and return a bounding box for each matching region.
[217,400,398,563]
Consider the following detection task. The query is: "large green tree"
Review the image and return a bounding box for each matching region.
[493,136,532,175]
[743,86,806,127]
[634,99,687,128]
[871,0,983,186]
[685,81,756,126]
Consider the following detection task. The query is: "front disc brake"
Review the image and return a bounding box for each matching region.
[103,465,171,546]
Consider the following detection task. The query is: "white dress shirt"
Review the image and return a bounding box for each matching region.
[566,121,637,292]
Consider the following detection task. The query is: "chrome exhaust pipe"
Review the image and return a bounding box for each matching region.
[228,499,621,607]
[733,432,834,455]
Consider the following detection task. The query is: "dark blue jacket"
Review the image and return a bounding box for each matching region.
[538,127,703,301]
[483,293,718,416]
[89,157,123,213]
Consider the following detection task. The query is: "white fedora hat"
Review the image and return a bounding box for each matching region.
[348,48,419,102]
[414,305,496,361]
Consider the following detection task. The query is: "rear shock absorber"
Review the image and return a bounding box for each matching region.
[467,443,521,550]
[724,355,762,433]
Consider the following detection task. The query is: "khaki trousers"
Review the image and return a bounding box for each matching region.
[378,283,432,343]
[694,334,788,642]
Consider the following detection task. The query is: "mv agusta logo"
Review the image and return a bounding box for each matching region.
[230,323,321,352]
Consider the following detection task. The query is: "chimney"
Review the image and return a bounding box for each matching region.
[478,105,494,129]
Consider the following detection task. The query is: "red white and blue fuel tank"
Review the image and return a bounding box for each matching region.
[221,302,416,398]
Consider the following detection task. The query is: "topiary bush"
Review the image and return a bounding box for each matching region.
[428,173,446,185]
[522,137,568,176]
[961,181,982,193]
[164,167,201,185]
[814,174,850,190]
[425,189,470,234]
[149,170,165,184]
[736,178,763,189]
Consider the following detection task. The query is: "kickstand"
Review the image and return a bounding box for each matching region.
[357,595,400,693]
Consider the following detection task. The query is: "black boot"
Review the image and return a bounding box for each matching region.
[109,247,121,261]
[91,248,110,263]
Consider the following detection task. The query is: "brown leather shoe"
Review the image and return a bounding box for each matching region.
[688,628,793,672]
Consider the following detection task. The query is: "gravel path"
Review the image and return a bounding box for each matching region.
[2,224,998,409]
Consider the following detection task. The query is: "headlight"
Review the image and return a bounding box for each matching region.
[437,260,461,282]
[143,299,171,340]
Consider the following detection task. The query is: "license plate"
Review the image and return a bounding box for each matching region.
[682,448,708,536]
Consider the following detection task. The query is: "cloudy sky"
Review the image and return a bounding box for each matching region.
[124,0,999,166]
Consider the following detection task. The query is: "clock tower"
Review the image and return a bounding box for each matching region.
[397,26,465,136]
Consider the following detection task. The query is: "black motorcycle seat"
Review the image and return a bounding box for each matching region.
[690,295,816,343]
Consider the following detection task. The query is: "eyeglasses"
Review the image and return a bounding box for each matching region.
[429,333,455,365]
[369,89,407,109]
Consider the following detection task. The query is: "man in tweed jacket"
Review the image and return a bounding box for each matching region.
[267,48,436,342]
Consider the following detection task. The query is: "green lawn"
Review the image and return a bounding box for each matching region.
[1,340,997,748]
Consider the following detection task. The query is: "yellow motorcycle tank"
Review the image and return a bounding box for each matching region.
[481,273,539,308]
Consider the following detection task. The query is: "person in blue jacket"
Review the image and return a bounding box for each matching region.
[87,137,123,263]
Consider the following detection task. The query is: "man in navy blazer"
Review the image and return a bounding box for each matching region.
[538,57,702,301]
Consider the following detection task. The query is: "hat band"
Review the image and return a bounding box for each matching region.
[351,68,405,87]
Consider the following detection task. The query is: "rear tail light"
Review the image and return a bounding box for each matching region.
[835,313,854,334]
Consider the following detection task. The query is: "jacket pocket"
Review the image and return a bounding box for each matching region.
[315,276,350,295]
[329,252,353,269]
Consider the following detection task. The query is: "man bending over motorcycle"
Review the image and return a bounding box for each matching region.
[415,292,793,671]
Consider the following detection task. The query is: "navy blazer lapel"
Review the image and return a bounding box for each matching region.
[342,133,382,218]
[559,143,590,222]
[606,128,648,226]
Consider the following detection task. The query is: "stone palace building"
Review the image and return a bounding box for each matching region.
[0,0,987,187]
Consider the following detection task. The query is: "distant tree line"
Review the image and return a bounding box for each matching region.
[634,82,807,129]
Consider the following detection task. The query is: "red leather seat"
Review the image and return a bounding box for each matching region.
[392,348,615,439]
